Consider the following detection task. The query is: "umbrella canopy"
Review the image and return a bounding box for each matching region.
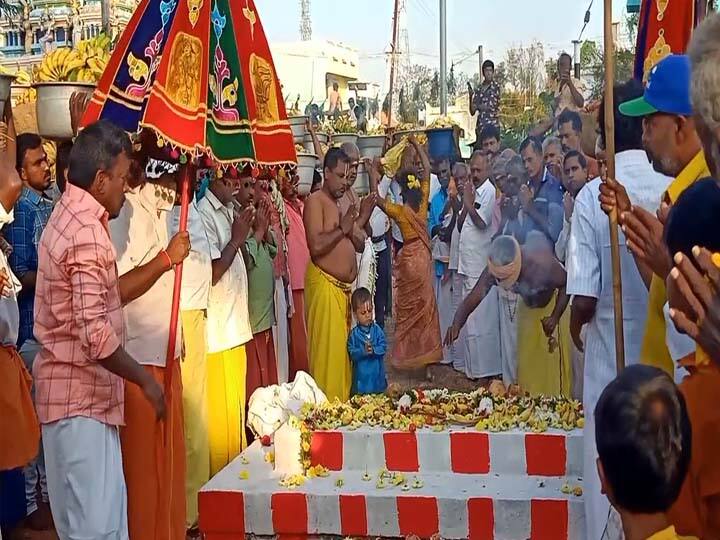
[81,0,296,166]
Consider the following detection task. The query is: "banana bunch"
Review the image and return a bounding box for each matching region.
[14,88,36,105]
[36,33,112,84]
[43,141,57,177]
[428,115,457,129]
[36,47,87,82]
[332,114,357,134]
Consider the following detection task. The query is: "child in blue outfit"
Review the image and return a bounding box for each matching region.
[347,288,388,395]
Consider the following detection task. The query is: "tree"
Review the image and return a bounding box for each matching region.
[580,39,635,100]
[503,41,547,98]
[0,1,19,18]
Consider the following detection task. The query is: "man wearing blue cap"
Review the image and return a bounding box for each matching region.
[600,54,710,379]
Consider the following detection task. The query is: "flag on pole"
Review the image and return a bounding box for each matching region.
[634,0,696,82]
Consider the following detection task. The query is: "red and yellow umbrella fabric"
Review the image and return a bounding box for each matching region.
[81,0,296,166]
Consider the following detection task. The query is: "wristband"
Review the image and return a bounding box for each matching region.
[160,249,173,270]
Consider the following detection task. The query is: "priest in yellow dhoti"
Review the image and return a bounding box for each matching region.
[305,263,353,401]
[446,232,572,397]
[302,147,376,402]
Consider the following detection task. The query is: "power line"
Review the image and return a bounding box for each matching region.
[577,0,594,41]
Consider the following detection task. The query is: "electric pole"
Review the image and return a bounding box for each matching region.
[478,45,484,80]
[439,0,447,114]
[387,0,400,126]
[102,0,110,35]
[572,39,581,79]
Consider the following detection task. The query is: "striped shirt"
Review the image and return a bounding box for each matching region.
[566,149,670,407]
[33,183,125,426]
[4,186,54,346]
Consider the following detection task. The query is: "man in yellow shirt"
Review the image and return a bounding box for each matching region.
[594,365,697,540]
[601,55,710,376]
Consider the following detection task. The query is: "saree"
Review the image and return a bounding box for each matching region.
[304,263,352,402]
[517,293,572,397]
[391,210,442,370]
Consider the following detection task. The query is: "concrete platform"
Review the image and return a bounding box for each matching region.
[199,440,586,539]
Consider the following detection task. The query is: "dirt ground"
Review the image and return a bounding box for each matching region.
[19,318,482,540]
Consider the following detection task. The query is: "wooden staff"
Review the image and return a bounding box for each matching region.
[165,164,193,392]
[604,0,625,372]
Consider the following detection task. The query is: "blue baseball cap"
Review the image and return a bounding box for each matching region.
[619,54,693,117]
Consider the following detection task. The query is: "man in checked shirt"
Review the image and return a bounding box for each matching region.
[32,120,165,540]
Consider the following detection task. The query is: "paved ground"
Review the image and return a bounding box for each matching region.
[20,318,481,540]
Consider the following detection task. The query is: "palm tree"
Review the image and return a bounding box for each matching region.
[0,0,20,18]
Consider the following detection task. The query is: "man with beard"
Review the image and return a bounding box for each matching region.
[304,147,376,401]
[601,54,710,378]
[557,109,600,179]
[4,133,53,529]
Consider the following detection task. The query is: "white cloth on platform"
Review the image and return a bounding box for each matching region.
[566,149,668,540]
[497,287,519,386]
[273,277,290,384]
[43,417,129,540]
[462,274,501,379]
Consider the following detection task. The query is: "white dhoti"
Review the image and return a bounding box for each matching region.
[497,287,519,386]
[583,407,615,540]
[450,270,466,372]
[353,239,377,297]
[435,275,454,365]
[273,277,290,385]
[43,417,128,540]
[462,274,501,379]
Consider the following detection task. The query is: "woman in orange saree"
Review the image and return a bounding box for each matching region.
[368,137,442,370]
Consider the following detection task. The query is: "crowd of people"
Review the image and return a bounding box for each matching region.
[1,12,720,540]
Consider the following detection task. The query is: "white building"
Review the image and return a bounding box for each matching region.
[270,39,360,113]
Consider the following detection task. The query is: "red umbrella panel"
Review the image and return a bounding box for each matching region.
[82,0,297,166]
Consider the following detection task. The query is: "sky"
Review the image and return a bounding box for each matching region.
[254,0,629,86]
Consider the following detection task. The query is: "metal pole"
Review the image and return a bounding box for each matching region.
[478,45,484,79]
[387,0,400,127]
[101,0,110,35]
[439,0,447,114]
[603,0,625,373]
[572,39,581,79]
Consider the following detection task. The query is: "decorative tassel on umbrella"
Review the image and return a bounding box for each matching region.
[80,0,297,381]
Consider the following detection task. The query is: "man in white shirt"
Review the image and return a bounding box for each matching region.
[566,80,670,540]
[170,171,213,531]
[109,166,191,540]
[198,172,254,476]
[447,162,468,372]
[457,151,501,380]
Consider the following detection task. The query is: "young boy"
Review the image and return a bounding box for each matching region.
[594,364,696,540]
[347,288,387,395]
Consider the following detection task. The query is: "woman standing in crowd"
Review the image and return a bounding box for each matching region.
[368,136,442,374]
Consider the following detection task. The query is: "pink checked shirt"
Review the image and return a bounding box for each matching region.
[33,183,125,426]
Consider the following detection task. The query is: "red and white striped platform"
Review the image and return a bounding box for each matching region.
[199,426,585,539]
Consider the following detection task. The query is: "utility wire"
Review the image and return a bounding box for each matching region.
[577,0,594,41]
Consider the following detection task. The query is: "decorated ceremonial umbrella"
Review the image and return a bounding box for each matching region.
[81,0,297,366]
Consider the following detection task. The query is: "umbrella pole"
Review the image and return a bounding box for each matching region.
[165,164,192,390]
[604,0,626,373]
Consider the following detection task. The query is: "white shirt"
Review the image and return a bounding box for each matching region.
[369,176,392,252]
[448,200,461,271]
[566,149,670,407]
[458,179,496,278]
[555,217,572,262]
[198,189,253,354]
[170,200,212,311]
[0,204,21,347]
[110,183,181,366]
